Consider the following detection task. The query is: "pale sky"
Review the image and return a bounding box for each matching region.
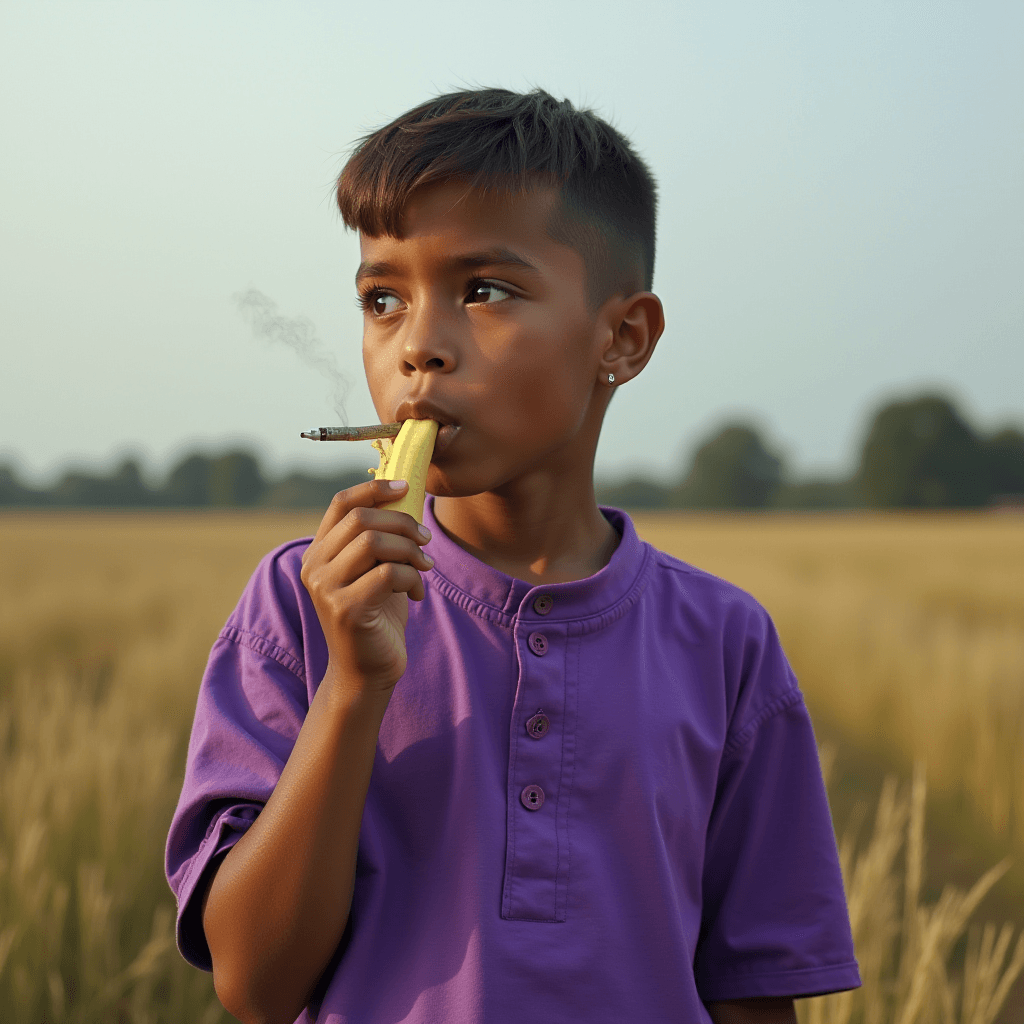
[2,1,1022,487]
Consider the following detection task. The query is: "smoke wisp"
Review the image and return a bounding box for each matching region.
[236,288,352,422]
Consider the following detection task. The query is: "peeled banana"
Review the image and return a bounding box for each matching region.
[369,419,439,524]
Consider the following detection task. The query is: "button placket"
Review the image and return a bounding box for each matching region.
[504,615,572,922]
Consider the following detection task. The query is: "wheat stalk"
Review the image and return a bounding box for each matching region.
[798,759,1022,1024]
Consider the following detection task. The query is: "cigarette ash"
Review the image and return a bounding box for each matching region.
[235,288,352,422]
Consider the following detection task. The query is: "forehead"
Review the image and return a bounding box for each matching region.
[357,180,584,279]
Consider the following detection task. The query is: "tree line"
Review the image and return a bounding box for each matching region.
[2,392,1022,511]
[599,392,1024,510]
[0,450,372,511]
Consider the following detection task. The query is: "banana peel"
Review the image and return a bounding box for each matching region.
[369,419,439,524]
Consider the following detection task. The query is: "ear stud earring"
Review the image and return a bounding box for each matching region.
[607,373,616,384]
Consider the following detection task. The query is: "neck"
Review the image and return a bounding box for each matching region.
[432,475,620,586]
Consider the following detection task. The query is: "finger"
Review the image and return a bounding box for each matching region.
[310,478,408,548]
[343,560,427,608]
[316,504,430,567]
[309,528,434,596]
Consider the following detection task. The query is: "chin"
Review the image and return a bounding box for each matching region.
[426,466,496,500]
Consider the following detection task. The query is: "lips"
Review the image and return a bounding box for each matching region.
[432,423,459,457]
[393,398,459,459]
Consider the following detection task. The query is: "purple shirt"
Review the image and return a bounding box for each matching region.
[166,497,860,1022]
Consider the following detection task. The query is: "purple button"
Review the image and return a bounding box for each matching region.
[526,713,550,738]
[533,594,553,615]
[520,784,545,811]
[528,632,548,656]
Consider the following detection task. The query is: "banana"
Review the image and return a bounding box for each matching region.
[368,419,440,524]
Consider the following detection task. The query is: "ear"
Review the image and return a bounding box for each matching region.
[598,291,665,387]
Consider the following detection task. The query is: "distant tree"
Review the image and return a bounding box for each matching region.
[676,424,783,509]
[49,472,106,506]
[208,452,266,507]
[0,466,41,507]
[984,427,1024,498]
[594,477,674,510]
[858,394,989,508]
[261,467,373,509]
[162,454,213,507]
[160,450,266,507]
[49,458,154,507]
[109,459,153,506]
[773,477,862,510]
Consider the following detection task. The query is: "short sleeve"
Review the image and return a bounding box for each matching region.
[164,618,311,971]
[693,628,861,1001]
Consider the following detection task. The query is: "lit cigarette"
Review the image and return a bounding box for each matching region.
[300,423,402,441]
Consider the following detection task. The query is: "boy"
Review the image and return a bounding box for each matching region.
[166,88,860,1024]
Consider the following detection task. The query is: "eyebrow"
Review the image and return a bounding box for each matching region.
[355,247,540,285]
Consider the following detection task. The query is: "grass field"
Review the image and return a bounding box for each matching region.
[0,510,1022,1023]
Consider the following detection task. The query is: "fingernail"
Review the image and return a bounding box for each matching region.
[423,553,434,566]
[388,479,407,490]
[418,525,431,541]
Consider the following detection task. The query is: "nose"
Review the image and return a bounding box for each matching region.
[400,302,457,377]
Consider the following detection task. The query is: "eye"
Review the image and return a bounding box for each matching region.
[466,281,512,304]
[370,292,403,316]
[358,286,404,316]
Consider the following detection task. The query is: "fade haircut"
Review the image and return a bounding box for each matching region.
[335,88,657,307]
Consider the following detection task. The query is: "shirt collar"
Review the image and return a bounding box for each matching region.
[421,494,651,629]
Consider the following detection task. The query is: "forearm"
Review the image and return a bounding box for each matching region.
[203,671,391,1024]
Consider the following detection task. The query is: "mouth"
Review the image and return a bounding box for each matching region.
[393,399,460,460]
[431,423,459,458]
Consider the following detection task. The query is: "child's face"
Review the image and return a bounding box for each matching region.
[358,180,623,499]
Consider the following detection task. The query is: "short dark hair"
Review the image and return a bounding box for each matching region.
[335,88,658,306]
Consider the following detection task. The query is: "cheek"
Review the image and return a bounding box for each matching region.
[362,346,394,417]
[480,342,588,434]
[484,357,536,398]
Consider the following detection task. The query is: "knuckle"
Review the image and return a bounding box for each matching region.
[326,591,351,622]
[356,529,380,557]
[348,505,370,530]
[302,565,322,594]
[379,561,413,586]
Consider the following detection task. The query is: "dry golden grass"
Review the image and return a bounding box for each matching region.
[797,751,1024,1024]
[0,512,317,1023]
[0,510,1022,1022]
